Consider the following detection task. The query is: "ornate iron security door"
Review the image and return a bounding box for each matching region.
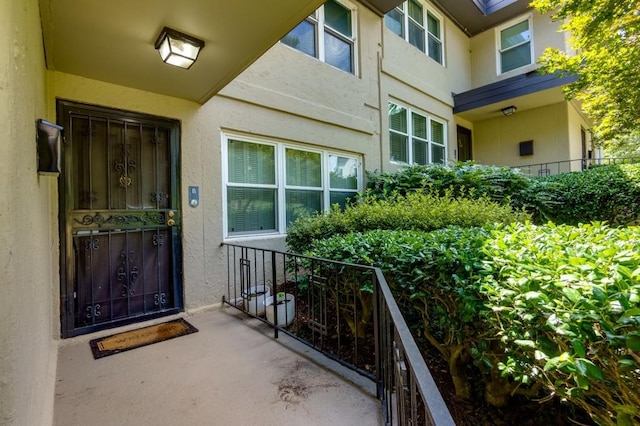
[58,101,182,337]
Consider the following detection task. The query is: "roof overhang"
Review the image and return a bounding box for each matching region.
[39,0,403,105]
[431,0,531,36]
[453,70,578,121]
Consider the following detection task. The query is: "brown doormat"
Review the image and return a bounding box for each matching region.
[89,318,198,359]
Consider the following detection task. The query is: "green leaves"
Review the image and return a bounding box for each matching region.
[532,0,640,140]
[574,358,604,381]
[286,188,528,253]
[481,222,640,425]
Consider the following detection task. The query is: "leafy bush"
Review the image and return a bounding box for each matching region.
[365,163,640,226]
[528,164,640,225]
[480,222,640,425]
[286,191,529,253]
[366,162,531,205]
[306,227,500,402]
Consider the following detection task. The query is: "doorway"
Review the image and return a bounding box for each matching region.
[58,101,183,337]
[456,126,472,162]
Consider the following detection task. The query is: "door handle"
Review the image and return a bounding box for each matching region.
[167,219,175,227]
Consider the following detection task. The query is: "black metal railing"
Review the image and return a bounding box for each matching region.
[222,243,455,426]
[514,157,640,177]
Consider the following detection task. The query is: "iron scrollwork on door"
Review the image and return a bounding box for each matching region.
[151,191,165,203]
[73,211,166,229]
[114,143,136,188]
[86,304,102,319]
[84,238,100,251]
[152,234,165,246]
[154,293,167,306]
[117,250,139,297]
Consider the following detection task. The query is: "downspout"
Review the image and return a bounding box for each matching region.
[377,19,385,173]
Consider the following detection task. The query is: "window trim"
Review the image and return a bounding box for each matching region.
[495,14,534,75]
[388,101,447,166]
[386,0,445,66]
[280,0,358,75]
[222,132,362,239]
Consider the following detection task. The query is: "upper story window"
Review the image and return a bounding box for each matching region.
[389,102,446,165]
[497,15,533,74]
[281,0,356,74]
[385,0,444,65]
[224,133,361,237]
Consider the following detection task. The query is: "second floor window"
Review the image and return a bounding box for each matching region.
[385,0,443,65]
[281,0,356,74]
[498,16,532,74]
[389,102,446,165]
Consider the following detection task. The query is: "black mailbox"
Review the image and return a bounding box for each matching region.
[36,119,63,175]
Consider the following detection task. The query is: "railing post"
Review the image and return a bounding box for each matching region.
[373,271,382,399]
[272,250,278,339]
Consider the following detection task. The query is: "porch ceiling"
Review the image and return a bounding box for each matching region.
[39,0,401,104]
[454,86,567,122]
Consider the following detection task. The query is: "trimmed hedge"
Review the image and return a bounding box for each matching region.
[306,227,492,402]
[286,191,529,253]
[366,162,530,204]
[480,222,640,425]
[529,164,640,225]
[306,223,640,424]
[366,163,640,226]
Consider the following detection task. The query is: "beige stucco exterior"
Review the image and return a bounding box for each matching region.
[1,0,591,424]
[470,11,567,87]
[1,0,57,424]
[473,102,570,167]
[472,100,592,173]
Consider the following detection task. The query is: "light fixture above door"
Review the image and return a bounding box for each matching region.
[154,27,205,69]
[501,105,517,116]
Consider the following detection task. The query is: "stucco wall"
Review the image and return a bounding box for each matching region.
[472,102,570,168]
[379,5,471,172]
[381,10,472,103]
[0,0,58,424]
[49,3,386,311]
[52,71,222,310]
[567,100,593,165]
[469,11,565,88]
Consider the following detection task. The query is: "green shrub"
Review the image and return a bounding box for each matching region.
[480,222,640,425]
[365,162,640,226]
[306,227,500,403]
[286,191,529,253]
[529,164,640,225]
[366,162,531,205]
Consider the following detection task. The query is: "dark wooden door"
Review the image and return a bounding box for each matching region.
[456,126,472,162]
[58,101,182,337]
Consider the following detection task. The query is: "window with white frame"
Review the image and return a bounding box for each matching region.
[497,16,532,74]
[389,102,446,165]
[385,0,444,65]
[224,135,361,236]
[281,0,356,74]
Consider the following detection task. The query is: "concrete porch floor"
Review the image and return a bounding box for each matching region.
[53,306,382,426]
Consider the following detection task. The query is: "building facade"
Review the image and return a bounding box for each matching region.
[1,0,591,423]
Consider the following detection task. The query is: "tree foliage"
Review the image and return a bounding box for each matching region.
[603,130,640,158]
[531,0,640,141]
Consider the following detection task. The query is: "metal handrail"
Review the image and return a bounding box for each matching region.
[513,157,640,177]
[222,242,455,426]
